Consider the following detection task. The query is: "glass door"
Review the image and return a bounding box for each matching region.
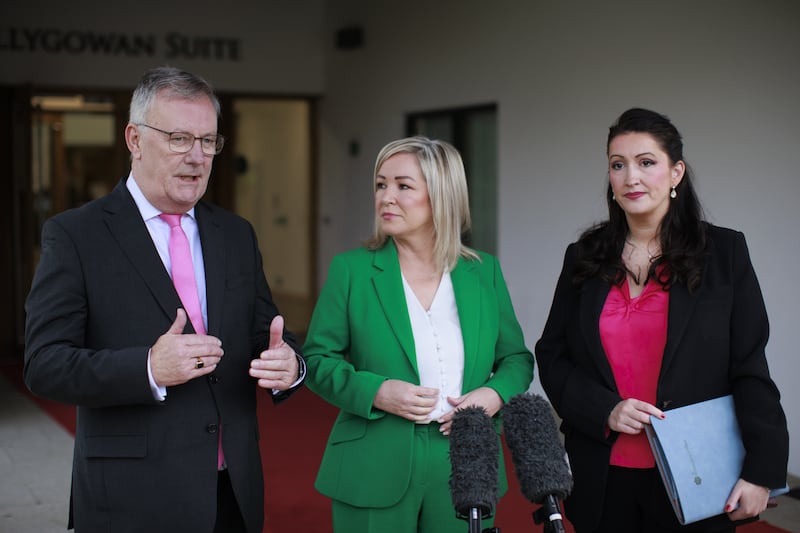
[231,98,315,336]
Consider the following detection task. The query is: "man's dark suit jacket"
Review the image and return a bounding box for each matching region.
[24,178,303,533]
[535,224,788,532]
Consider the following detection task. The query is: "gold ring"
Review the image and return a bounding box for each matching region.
[195,358,204,370]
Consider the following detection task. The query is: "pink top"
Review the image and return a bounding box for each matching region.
[599,276,669,468]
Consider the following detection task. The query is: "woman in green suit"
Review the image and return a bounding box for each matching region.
[303,136,535,532]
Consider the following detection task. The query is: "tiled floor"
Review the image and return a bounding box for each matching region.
[0,370,798,533]
[0,370,72,532]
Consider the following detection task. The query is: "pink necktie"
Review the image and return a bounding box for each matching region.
[159,213,206,335]
[160,213,225,469]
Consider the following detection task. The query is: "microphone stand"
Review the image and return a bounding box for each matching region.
[463,506,501,533]
[532,495,566,533]
[467,507,482,533]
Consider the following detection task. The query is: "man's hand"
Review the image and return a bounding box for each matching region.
[249,315,299,391]
[150,309,224,387]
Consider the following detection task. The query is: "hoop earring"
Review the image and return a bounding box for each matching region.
[670,185,677,199]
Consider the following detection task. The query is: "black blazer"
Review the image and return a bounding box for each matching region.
[535,224,788,532]
[24,178,303,533]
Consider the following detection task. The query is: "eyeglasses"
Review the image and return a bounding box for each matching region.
[137,123,225,156]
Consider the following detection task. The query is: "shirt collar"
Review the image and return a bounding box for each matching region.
[126,172,197,220]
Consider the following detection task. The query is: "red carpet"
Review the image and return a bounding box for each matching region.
[260,388,794,533]
[0,360,792,533]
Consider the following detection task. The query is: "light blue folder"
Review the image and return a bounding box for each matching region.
[645,395,788,525]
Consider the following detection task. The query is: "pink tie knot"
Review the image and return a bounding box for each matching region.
[159,213,183,227]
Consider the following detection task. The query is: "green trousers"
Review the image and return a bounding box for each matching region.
[331,422,498,533]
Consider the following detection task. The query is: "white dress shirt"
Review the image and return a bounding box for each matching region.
[126,174,207,400]
[402,271,465,422]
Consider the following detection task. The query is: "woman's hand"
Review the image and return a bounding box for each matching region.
[373,379,438,422]
[725,478,771,521]
[607,398,664,434]
[436,387,503,435]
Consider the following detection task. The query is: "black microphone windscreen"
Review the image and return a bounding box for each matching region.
[503,393,573,503]
[448,406,499,517]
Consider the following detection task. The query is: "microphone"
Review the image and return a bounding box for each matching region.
[449,406,499,533]
[503,393,573,533]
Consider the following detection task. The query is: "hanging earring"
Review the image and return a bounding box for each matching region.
[612,193,616,201]
[670,185,677,199]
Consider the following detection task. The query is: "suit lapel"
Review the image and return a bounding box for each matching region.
[662,281,696,375]
[371,241,418,374]
[580,276,617,390]
[451,257,480,389]
[102,180,181,324]
[196,202,224,336]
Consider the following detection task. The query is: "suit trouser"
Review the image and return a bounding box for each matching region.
[593,466,735,533]
[214,469,247,533]
[331,422,497,533]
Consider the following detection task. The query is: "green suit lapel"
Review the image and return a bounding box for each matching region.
[451,257,481,391]
[371,240,418,375]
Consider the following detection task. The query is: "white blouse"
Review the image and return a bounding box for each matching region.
[401,272,465,422]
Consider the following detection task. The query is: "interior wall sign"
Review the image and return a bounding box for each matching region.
[0,27,242,61]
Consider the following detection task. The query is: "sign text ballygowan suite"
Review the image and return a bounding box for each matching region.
[0,27,241,61]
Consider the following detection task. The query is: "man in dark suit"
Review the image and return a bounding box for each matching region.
[24,66,305,533]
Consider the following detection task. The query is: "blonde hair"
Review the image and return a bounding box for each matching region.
[365,136,479,271]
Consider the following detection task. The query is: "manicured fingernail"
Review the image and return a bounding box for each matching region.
[724,504,732,512]
[660,414,666,419]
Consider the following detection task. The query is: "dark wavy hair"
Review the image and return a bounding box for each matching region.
[572,108,707,292]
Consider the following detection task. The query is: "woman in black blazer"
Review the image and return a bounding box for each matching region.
[535,108,788,533]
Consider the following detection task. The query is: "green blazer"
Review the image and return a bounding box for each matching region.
[303,240,534,508]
